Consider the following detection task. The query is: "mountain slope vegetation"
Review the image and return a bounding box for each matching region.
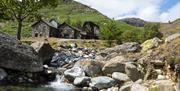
[160,18,180,37]
[118,18,147,27]
[0,0,135,38]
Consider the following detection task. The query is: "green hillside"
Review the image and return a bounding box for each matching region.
[0,0,135,38]
[160,18,180,37]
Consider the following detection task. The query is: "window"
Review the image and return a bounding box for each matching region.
[39,33,42,37]
[35,33,38,37]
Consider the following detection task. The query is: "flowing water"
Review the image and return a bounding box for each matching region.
[0,75,78,91]
[0,48,95,91]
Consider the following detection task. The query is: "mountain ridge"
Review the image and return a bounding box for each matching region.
[118,18,147,27]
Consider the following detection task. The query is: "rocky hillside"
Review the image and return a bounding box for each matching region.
[0,30,179,90]
[118,18,147,27]
[160,18,180,37]
[119,17,180,38]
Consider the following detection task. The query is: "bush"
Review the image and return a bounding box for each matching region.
[121,29,139,42]
[100,21,163,44]
[100,20,122,46]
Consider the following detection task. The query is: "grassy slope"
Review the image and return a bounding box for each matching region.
[22,38,118,49]
[0,0,136,38]
[160,18,180,37]
[118,17,180,37]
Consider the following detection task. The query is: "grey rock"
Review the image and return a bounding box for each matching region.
[165,33,180,43]
[118,42,141,53]
[102,60,126,75]
[0,68,7,80]
[155,80,175,91]
[0,31,20,45]
[51,52,80,67]
[106,87,119,91]
[0,32,43,72]
[157,75,166,80]
[104,52,119,60]
[176,82,180,91]
[134,79,143,84]
[70,43,77,48]
[119,84,132,91]
[141,37,163,52]
[73,76,91,87]
[155,69,163,75]
[109,56,127,62]
[131,84,149,91]
[90,76,116,90]
[56,68,67,74]
[31,41,55,64]
[100,42,140,54]
[125,63,144,82]
[112,72,130,82]
[74,60,102,77]
[64,67,85,82]
[150,60,165,67]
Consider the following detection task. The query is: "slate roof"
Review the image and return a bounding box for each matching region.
[31,19,58,29]
[31,20,86,35]
[58,22,86,35]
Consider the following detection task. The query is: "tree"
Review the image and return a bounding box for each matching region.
[144,23,163,38]
[0,0,58,40]
[121,29,137,42]
[144,23,160,31]
[100,20,122,46]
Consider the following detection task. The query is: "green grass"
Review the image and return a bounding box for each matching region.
[0,0,137,38]
[22,38,117,49]
[0,21,32,38]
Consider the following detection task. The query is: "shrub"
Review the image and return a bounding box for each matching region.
[144,23,163,38]
[100,20,122,46]
[121,29,139,42]
[100,21,163,44]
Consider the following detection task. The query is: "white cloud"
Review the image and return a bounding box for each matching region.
[160,2,180,22]
[74,0,180,22]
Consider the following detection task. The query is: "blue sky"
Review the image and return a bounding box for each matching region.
[75,0,180,22]
[160,0,179,12]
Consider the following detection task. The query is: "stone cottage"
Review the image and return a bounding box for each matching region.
[31,19,100,39]
[31,19,60,38]
[58,22,86,39]
[82,21,100,39]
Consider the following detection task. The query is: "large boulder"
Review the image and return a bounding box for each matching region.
[112,72,130,82]
[119,84,132,91]
[0,31,20,45]
[0,68,7,81]
[89,76,116,90]
[125,63,144,82]
[131,84,149,91]
[102,58,126,75]
[118,42,141,53]
[155,80,175,91]
[64,67,85,82]
[0,32,43,72]
[99,42,140,55]
[73,76,91,87]
[74,60,103,77]
[109,56,128,62]
[141,37,162,52]
[165,33,180,43]
[31,41,55,64]
[106,87,119,91]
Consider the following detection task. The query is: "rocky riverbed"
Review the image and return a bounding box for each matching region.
[0,31,179,91]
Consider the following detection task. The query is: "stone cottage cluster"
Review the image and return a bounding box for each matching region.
[31,19,100,39]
